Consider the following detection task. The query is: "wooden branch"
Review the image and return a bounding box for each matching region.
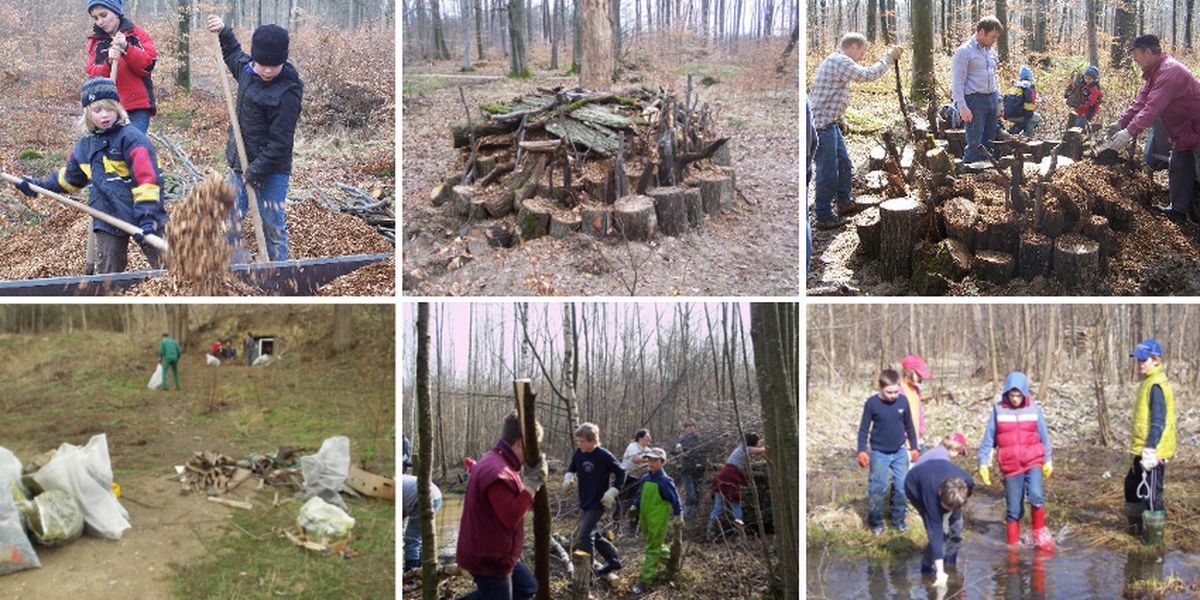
[515,379,551,600]
[207,496,252,510]
[460,87,478,185]
[478,161,516,187]
[148,132,204,181]
[518,140,562,153]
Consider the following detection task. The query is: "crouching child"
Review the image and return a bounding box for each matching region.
[905,437,974,588]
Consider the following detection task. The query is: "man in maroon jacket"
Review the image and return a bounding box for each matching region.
[1099,34,1200,223]
[456,411,547,600]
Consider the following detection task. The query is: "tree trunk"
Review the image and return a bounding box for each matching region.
[176,0,190,91]
[514,380,551,600]
[581,0,614,89]
[433,0,452,59]
[551,0,561,68]
[1087,0,1099,66]
[572,0,583,72]
[867,0,878,42]
[563,304,581,433]
[463,0,474,69]
[911,0,934,104]
[476,0,486,59]
[995,0,1009,62]
[416,304,440,600]
[332,305,354,353]
[509,0,529,75]
[1111,0,1135,67]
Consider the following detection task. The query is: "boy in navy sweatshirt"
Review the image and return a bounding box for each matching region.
[905,439,974,588]
[563,422,625,575]
[857,369,920,535]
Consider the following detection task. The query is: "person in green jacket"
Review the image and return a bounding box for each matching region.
[628,447,683,594]
[158,332,181,391]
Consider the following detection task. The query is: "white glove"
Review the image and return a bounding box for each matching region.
[1142,447,1159,471]
[563,472,576,490]
[601,486,619,508]
[1102,129,1132,153]
[673,443,683,453]
[891,46,905,63]
[1104,121,1123,137]
[520,458,548,494]
[933,559,948,587]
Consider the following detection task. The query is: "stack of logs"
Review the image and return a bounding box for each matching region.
[429,83,737,245]
[855,122,1148,293]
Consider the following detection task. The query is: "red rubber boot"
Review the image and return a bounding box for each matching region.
[1032,506,1055,552]
[1007,521,1020,546]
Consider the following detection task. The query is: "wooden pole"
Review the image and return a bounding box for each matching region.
[211,43,270,263]
[0,173,168,251]
[515,379,551,600]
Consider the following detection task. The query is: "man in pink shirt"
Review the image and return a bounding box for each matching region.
[901,355,932,452]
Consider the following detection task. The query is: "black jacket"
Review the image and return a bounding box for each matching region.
[217,26,303,185]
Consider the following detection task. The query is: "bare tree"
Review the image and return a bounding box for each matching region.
[416,304,439,600]
[580,0,613,89]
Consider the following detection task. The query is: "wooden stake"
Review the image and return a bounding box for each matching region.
[515,379,551,600]
[212,43,270,263]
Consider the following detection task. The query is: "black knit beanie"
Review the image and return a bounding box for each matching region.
[251,24,289,66]
[81,76,120,107]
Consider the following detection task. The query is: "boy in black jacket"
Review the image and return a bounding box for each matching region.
[206,15,303,262]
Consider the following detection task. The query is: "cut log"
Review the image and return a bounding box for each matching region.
[864,170,889,194]
[1082,215,1114,271]
[1017,230,1053,279]
[713,141,732,166]
[694,173,734,217]
[516,197,555,240]
[912,238,973,295]
[717,166,737,202]
[468,195,492,220]
[452,119,520,148]
[1053,233,1101,288]
[944,129,966,158]
[1100,195,1136,231]
[546,116,620,156]
[869,146,888,171]
[879,197,928,281]
[1060,127,1084,161]
[569,103,635,129]
[649,187,691,236]
[613,195,658,241]
[985,214,1019,254]
[581,203,612,237]
[941,197,979,249]
[1040,196,1067,237]
[549,210,582,238]
[855,207,882,259]
[973,250,1015,284]
[926,147,954,177]
[451,185,475,217]
[683,187,704,227]
[572,551,592,599]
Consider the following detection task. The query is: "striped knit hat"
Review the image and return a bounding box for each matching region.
[81,76,120,107]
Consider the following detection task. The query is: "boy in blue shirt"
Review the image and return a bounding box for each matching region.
[563,422,625,576]
[856,369,920,535]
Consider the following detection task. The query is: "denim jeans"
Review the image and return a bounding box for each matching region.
[679,471,700,515]
[127,109,151,134]
[921,508,963,572]
[1008,112,1042,136]
[403,496,442,570]
[463,560,537,600]
[709,492,744,523]
[578,508,620,565]
[812,123,852,221]
[1167,148,1200,215]
[228,171,291,262]
[963,92,1000,163]
[1004,467,1045,522]
[867,448,910,528]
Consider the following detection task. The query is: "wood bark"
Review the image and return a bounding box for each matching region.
[549,209,582,238]
[416,304,439,600]
[581,202,612,236]
[613,195,658,241]
[974,249,1015,284]
[648,186,691,236]
[1053,233,1101,289]
[580,0,613,90]
[514,380,550,600]
[942,197,979,249]
[693,172,734,216]
[516,197,555,239]
[879,197,927,281]
[855,207,882,258]
[1017,230,1052,279]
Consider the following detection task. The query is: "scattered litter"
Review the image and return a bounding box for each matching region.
[0,471,39,576]
[295,495,355,551]
[345,466,395,501]
[207,497,253,511]
[300,436,351,510]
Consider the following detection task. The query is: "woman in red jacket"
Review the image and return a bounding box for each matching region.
[85,0,157,133]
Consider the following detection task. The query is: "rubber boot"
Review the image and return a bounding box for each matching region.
[1007,521,1020,546]
[1032,506,1055,552]
[1125,502,1145,536]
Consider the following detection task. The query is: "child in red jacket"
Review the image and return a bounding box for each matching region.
[85,0,157,133]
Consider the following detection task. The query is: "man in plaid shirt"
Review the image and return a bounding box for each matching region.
[809,34,901,229]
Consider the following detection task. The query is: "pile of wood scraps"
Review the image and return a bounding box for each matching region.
[176,448,303,496]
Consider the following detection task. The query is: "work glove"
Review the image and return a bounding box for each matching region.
[563,472,576,490]
[857,451,870,469]
[1141,447,1159,471]
[628,505,639,523]
[12,176,38,198]
[910,449,920,464]
[890,46,905,63]
[520,458,548,494]
[1042,462,1053,480]
[1101,129,1132,153]
[1104,121,1123,137]
[673,443,683,454]
[601,486,619,508]
[979,465,992,486]
[244,162,268,190]
[933,559,948,587]
[135,221,155,243]
[671,514,684,529]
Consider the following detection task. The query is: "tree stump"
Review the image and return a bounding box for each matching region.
[572,551,592,599]
[945,129,966,158]
[1082,215,1115,271]
[549,210,582,239]
[1100,196,1136,231]
[864,170,889,194]
[869,146,888,171]
[1053,233,1101,288]
[683,187,705,227]
[985,215,1019,254]
[694,173,734,217]
[717,166,737,204]
[1061,127,1084,161]
[926,147,954,178]
[451,185,475,217]
[613,195,658,241]
[713,142,733,166]
[516,197,554,240]
[1040,196,1067,237]
[942,197,979,249]
[912,239,973,295]
[1017,230,1053,279]
[648,187,691,236]
[855,207,882,258]
[974,250,1015,284]
[879,197,928,281]
[580,203,611,237]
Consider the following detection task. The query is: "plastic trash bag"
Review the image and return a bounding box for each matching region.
[301,436,351,510]
[252,354,271,366]
[297,496,355,545]
[0,448,25,501]
[206,354,220,366]
[19,490,84,547]
[32,434,130,540]
[148,364,163,389]
[0,472,39,576]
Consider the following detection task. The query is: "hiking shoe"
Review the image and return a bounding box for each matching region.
[836,201,868,218]
[595,562,622,576]
[895,522,908,533]
[814,216,848,230]
[1158,207,1188,224]
[872,526,885,536]
[632,583,651,594]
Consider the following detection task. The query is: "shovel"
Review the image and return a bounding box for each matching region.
[1,172,168,252]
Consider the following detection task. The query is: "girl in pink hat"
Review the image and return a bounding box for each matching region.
[901,355,932,451]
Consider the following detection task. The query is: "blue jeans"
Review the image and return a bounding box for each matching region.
[578,507,620,565]
[403,496,442,570]
[709,492,743,523]
[867,448,910,528]
[1004,467,1045,522]
[464,560,537,600]
[921,508,963,572]
[228,171,291,262]
[963,92,1000,163]
[813,123,852,221]
[679,471,701,515]
[1008,112,1042,136]
[127,109,151,133]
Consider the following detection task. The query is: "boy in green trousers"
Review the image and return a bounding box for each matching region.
[628,447,683,594]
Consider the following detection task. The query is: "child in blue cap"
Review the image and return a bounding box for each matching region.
[1003,66,1041,136]
[1125,339,1175,536]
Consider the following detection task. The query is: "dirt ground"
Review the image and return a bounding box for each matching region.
[402,36,800,296]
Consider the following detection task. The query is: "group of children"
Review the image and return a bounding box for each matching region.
[10,0,302,274]
[940,63,1104,141]
[857,341,1175,588]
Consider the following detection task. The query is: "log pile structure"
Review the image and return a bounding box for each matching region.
[429,82,736,245]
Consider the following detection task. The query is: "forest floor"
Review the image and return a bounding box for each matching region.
[0,307,395,599]
[402,34,800,296]
[0,13,395,295]
[403,466,779,599]
[805,47,1200,296]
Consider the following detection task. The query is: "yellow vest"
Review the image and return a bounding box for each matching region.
[1131,365,1176,459]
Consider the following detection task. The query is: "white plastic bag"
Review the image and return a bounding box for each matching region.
[206,354,220,366]
[0,448,24,500]
[20,489,84,547]
[297,496,355,544]
[0,472,39,576]
[252,354,271,366]
[147,364,163,389]
[32,434,130,540]
[301,436,351,510]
